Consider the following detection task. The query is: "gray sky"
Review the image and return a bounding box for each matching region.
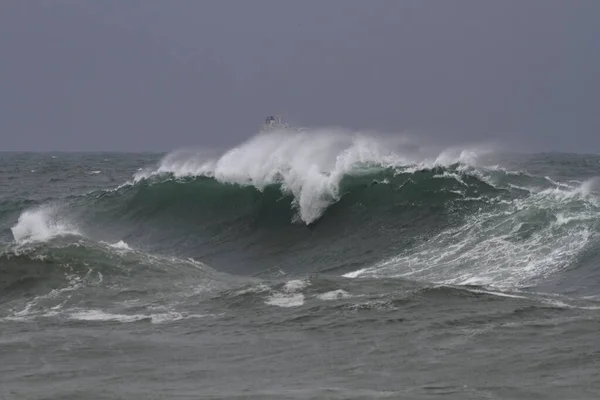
[1,0,599,152]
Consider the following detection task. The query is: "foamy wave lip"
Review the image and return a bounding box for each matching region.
[11,206,80,244]
[542,299,600,311]
[234,283,271,296]
[107,240,132,250]
[130,129,490,224]
[316,289,352,301]
[343,269,366,279]
[67,309,208,324]
[132,148,219,183]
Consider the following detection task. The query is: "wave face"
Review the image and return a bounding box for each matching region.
[132,130,441,224]
[2,131,600,306]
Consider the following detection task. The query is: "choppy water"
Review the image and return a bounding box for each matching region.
[2,130,600,399]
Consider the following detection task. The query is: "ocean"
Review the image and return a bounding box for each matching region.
[2,129,600,399]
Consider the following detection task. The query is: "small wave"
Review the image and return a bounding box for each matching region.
[107,240,131,250]
[67,309,208,324]
[10,206,79,245]
[265,279,309,308]
[316,289,352,301]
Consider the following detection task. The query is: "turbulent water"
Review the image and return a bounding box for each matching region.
[2,129,600,399]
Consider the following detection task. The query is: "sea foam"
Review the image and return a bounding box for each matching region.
[11,206,80,245]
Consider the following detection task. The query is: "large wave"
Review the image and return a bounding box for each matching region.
[3,128,600,295]
[130,129,491,224]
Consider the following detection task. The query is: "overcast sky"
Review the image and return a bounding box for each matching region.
[1,0,599,152]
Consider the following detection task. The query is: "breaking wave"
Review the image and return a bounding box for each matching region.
[3,128,600,300]
[129,129,490,224]
[10,205,80,245]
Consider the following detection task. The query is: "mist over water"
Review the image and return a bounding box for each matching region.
[2,128,600,398]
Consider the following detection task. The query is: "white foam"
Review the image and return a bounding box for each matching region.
[343,269,366,279]
[575,177,600,199]
[131,129,489,224]
[108,240,131,250]
[265,279,309,308]
[464,288,528,299]
[282,279,308,292]
[67,309,207,324]
[316,289,352,301]
[10,206,79,244]
[234,283,271,296]
[69,310,148,323]
[542,299,600,311]
[265,292,305,308]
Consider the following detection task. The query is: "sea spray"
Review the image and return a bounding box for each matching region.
[131,129,491,223]
[10,205,79,244]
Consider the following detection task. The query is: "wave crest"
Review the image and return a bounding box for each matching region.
[132,130,491,223]
[10,205,80,245]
